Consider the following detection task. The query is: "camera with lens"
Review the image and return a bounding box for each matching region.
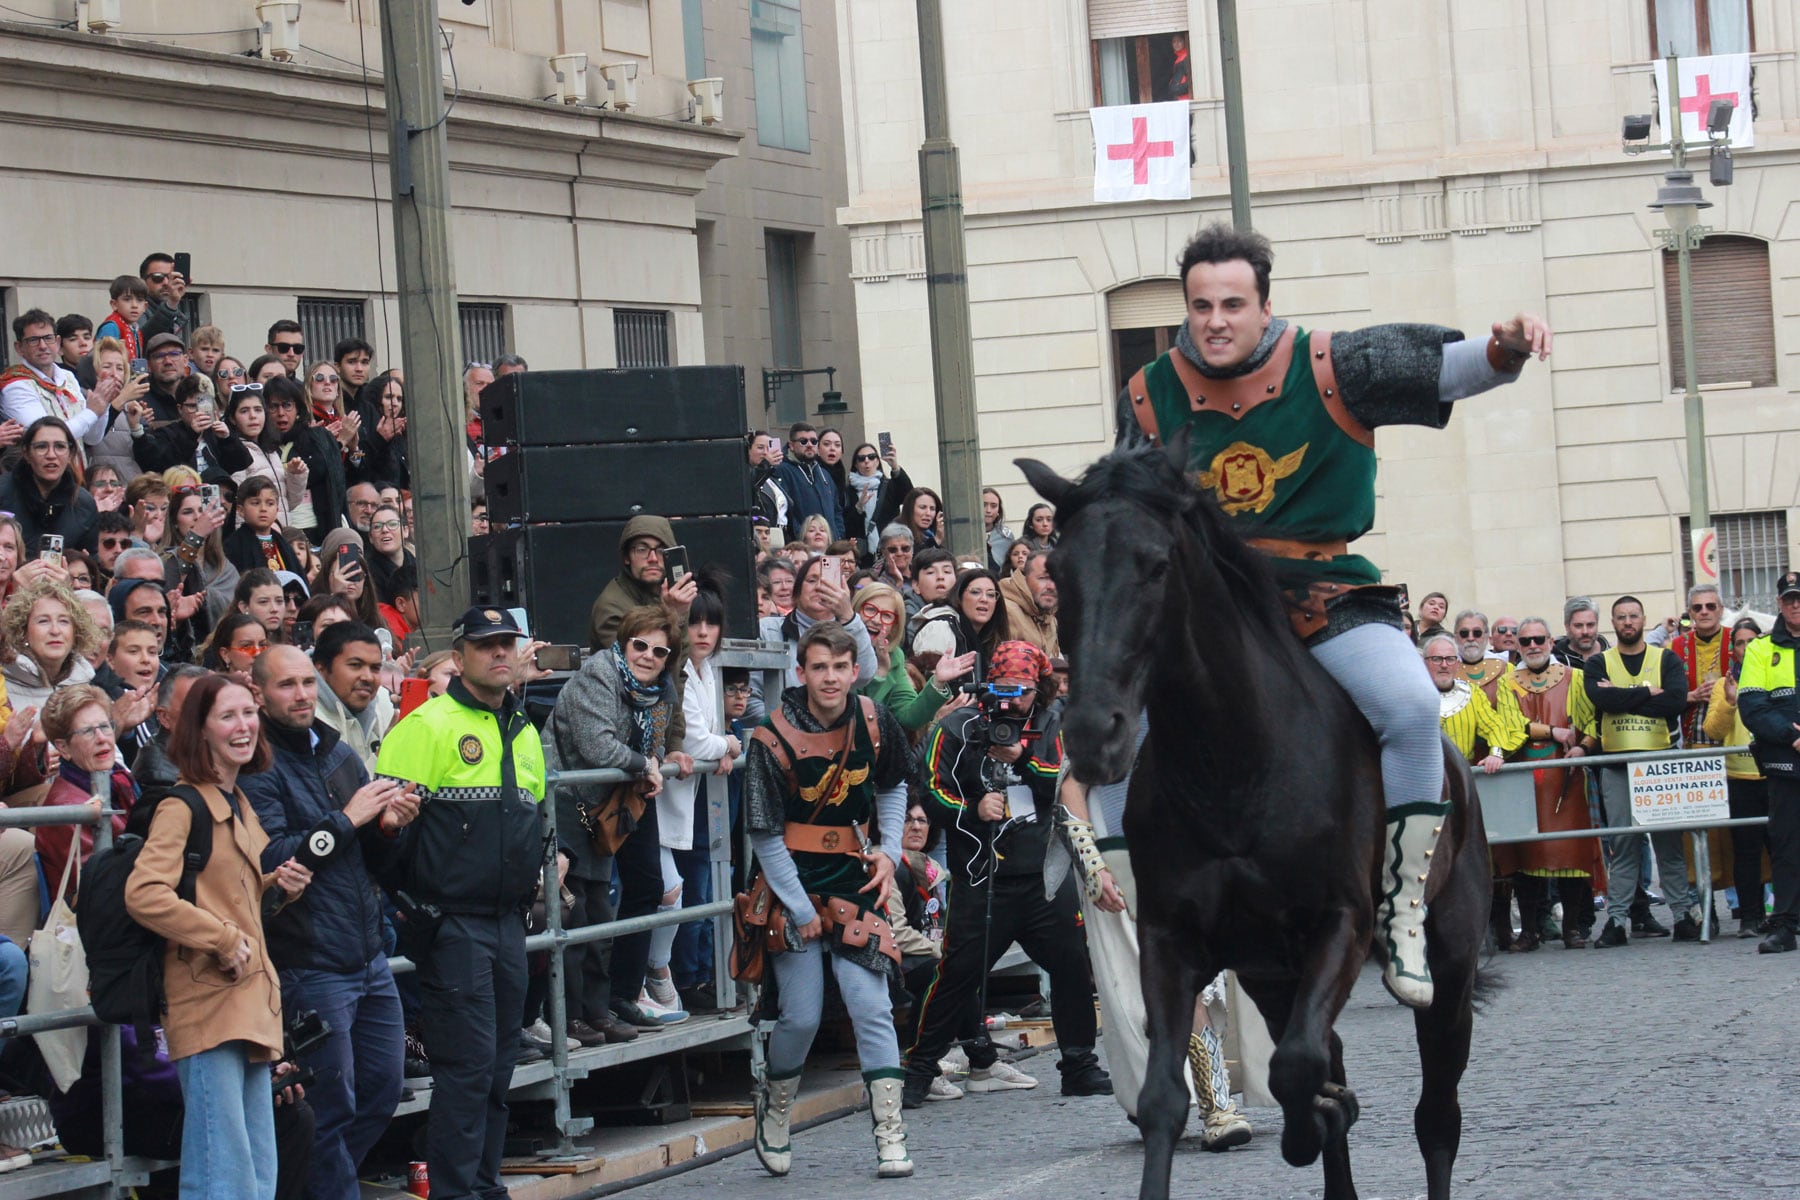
[959,681,1028,748]
[274,1008,331,1094]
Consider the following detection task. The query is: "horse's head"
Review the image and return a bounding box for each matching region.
[1018,436,1201,784]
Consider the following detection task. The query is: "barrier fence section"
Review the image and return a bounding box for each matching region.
[0,754,746,1200]
[1479,744,1768,941]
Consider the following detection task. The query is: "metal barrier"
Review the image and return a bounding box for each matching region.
[1478,744,1768,942]
[0,752,751,1197]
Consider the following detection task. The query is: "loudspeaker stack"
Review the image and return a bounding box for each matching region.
[472,367,756,646]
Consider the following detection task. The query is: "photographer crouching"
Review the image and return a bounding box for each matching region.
[899,641,1110,1109]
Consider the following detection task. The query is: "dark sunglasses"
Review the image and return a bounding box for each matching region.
[273,342,305,354]
[854,453,879,462]
[218,365,247,379]
[1690,602,1720,612]
[145,271,184,284]
[627,637,672,661]
[791,436,818,445]
[1455,630,1486,639]
[1492,625,1518,634]
[1517,635,1549,647]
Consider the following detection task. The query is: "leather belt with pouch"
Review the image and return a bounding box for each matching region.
[1247,536,1397,642]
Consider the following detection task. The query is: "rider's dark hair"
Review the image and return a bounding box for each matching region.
[1177,222,1275,305]
[1612,594,1645,614]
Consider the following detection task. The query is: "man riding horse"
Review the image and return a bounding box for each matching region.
[1114,223,1552,1007]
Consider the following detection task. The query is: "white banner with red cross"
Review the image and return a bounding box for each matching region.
[1090,102,1191,203]
[1658,54,1753,149]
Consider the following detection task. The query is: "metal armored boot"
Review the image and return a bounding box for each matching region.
[754,1070,802,1176]
[1377,800,1450,1009]
[866,1074,914,1178]
[1188,1025,1252,1151]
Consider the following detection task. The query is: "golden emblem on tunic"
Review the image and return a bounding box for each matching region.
[800,763,870,808]
[1196,441,1307,515]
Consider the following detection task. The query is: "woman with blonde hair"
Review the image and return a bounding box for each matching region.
[854,582,971,732]
[0,578,102,714]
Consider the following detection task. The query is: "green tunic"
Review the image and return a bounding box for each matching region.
[760,714,882,907]
[1140,327,1380,589]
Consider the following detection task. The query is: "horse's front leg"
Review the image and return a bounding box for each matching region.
[1268,904,1365,1174]
[1135,918,1205,1200]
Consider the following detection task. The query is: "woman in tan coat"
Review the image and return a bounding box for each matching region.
[124,674,311,1200]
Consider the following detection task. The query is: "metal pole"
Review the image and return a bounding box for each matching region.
[1664,52,1710,530]
[378,0,471,644]
[1216,0,1252,230]
[915,0,984,560]
[541,784,590,1150]
[96,812,125,1194]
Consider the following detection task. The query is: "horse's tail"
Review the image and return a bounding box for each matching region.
[1470,957,1506,1013]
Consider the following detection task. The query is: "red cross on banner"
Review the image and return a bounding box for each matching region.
[1091,101,1191,203]
[1660,54,1753,149]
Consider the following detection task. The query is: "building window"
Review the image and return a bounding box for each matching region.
[681,0,706,81]
[1090,1,1190,106]
[459,303,507,369]
[1107,279,1185,391]
[1681,511,1789,612]
[614,309,670,368]
[180,294,205,332]
[765,232,804,423]
[1648,0,1752,57]
[297,298,367,365]
[751,0,809,152]
[1662,234,1775,389]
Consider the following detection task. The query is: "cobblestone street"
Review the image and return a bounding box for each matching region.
[651,919,1800,1200]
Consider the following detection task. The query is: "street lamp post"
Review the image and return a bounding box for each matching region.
[1624,53,1738,547]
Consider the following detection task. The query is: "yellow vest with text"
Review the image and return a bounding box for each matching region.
[1599,646,1673,753]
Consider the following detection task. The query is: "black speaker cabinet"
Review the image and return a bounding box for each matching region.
[471,518,757,648]
[480,366,746,447]
[484,440,750,525]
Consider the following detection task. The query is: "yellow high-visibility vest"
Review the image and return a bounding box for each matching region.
[1599,646,1673,753]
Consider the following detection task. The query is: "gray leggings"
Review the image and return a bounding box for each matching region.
[1308,621,1446,811]
[767,937,900,1078]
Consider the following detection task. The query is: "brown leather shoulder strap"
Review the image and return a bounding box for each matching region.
[1309,332,1374,450]
[750,724,798,795]
[1127,366,1159,445]
[857,695,881,759]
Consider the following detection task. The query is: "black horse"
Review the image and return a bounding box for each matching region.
[1019,440,1490,1200]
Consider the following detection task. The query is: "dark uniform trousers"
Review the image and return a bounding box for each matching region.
[418,913,527,1200]
[904,872,1096,1080]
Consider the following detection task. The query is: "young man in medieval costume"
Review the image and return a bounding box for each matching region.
[1115,223,1552,1007]
[744,621,916,1178]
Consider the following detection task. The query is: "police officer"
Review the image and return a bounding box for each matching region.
[1739,569,1800,954]
[375,607,547,1200]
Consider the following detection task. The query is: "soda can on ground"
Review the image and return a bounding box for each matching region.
[408,1161,429,1197]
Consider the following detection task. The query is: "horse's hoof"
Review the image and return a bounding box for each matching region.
[1320,1081,1360,1128]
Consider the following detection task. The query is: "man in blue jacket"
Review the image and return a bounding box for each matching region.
[243,644,420,1200]
[771,421,842,540]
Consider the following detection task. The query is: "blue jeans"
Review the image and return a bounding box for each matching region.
[175,1041,279,1200]
[281,959,405,1200]
[670,848,714,989]
[0,936,27,1019]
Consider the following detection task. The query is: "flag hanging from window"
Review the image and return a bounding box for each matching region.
[1090,101,1190,203]
[1658,54,1753,149]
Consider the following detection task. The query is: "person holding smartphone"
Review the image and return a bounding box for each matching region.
[131,375,252,483]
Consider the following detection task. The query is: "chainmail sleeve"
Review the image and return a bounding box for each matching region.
[1333,324,1463,430]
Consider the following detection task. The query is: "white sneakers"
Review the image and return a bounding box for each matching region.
[926,1074,964,1102]
[965,1060,1039,1092]
[522,1019,579,1052]
[636,985,690,1026]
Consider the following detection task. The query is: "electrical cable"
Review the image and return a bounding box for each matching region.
[0,2,64,25]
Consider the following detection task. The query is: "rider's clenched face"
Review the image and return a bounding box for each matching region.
[1182,258,1272,370]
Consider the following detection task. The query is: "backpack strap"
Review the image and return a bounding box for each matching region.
[164,785,218,904]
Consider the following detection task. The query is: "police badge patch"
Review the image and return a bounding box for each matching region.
[458,735,484,765]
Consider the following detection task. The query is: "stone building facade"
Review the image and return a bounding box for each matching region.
[835,0,1800,619]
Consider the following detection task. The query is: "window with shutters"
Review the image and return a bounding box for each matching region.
[614,309,670,368]
[297,298,366,364]
[1647,0,1753,57]
[1681,511,1788,612]
[459,303,507,368]
[1661,235,1775,389]
[1107,279,1185,391]
[765,232,805,423]
[751,0,809,152]
[1090,1,1190,106]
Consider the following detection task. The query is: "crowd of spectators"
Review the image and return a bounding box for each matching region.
[0,253,1791,1195]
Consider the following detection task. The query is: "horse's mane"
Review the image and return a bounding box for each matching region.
[1057,443,1302,650]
